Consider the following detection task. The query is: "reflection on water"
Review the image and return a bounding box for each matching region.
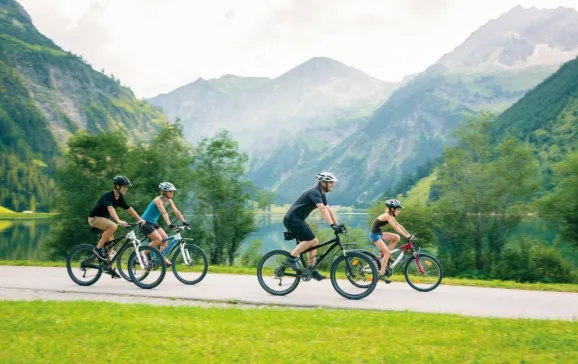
[245,214,371,253]
[1,214,575,267]
[0,214,371,261]
[0,220,53,261]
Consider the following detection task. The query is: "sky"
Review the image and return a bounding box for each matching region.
[16,0,578,99]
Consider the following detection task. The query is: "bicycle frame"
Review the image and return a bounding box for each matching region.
[296,231,353,272]
[157,227,193,265]
[386,240,425,274]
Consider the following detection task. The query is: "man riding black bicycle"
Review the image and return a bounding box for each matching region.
[283,171,344,281]
[87,175,145,278]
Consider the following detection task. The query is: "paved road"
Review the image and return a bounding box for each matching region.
[0,266,577,321]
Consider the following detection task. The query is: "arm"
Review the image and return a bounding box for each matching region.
[126,207,144,223]
[327,205,338,225]
[154,198,172,226]
[316,203,335,226]
[169,201,187,223]
[385,215,411,238]
[392,217,411,236]
[107,206,125,226]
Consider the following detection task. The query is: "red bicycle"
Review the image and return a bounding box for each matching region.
[352,234,443,292]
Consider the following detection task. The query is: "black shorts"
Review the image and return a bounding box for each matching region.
[140,221,161,236]
[283,217,315,242]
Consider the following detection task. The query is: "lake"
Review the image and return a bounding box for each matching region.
[0,213,371,261]
[1,214,576,267]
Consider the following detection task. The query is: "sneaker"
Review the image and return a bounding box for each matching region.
[379,274,392,284]
[107,267,121,279]
[284,256,300,271]
[311,269,327,281]
[93,247,107,261]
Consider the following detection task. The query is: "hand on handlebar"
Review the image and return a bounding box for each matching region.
[330,224,347,234]
[118,220,128,228]
[407,234,417,241]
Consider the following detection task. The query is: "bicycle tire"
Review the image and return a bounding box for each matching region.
[330,251,378,300]
[171,243,209,285]
[127,245,167,289]
[352,248,381,268]
[404,252,443,292]
[346,250,379,289]
[257,250,300,296]
[115,243,133,282]
[67,243,102,286]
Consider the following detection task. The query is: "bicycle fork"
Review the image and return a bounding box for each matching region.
[180,242,192,265]
[128,230,149,268]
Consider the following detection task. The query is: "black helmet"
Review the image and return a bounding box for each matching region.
[113,176,132,186]
[385,199,403,209]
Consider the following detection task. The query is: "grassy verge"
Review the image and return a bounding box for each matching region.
[0,301,575,363]
[2,260,577,292]
[0,212,56,220]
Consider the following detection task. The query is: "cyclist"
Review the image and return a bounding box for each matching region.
[88,175,145,277]
[283,171,344,281]
[369,198,415,283]
[139,182,189,266]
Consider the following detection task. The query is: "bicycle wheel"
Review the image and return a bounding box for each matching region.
[127,245,167,289]
[67,244,102,286]
[330,251,378,300]
[115,243,135,282]
[257,250,300,296]
[346,250,379,289]
[404,252,443,292]
[172,243,209,285]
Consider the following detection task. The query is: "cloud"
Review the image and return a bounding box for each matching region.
[16,0,578,98]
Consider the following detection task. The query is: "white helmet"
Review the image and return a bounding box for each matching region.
[159,182,177,191]
[316,171,337,182]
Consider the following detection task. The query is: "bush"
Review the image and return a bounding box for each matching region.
[492,239,576,283]
[238,240,263,268]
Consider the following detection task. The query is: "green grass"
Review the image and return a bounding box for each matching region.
[1,260,577,292]
[399,169,438,207]
[0,212,56,220]
[0,301,575,363]
[0,206,15,214]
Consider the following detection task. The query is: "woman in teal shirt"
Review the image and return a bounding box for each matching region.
[140,182,189,265]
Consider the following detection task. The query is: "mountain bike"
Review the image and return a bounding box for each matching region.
[66,223,167,289]
[117,225,209,285]
[257,224,379,300]
[351,234,443,292]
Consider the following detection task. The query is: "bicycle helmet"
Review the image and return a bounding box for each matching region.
[159,182,177,191]
[113,176,132,186]
[385,199,403,209]
[316,171,338,182]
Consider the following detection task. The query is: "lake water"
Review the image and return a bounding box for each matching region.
[1,214,576,267]
[0,214,371,261]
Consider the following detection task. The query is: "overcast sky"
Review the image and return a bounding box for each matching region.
[17,0,578,98]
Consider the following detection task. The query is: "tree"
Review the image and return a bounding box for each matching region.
[46,130,130,258]
[540,150,578,248]
[255,188,275,213]
[432,112,540,273]
[46,122,197,258]
[192,129,257,265]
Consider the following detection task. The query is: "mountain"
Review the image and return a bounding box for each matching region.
[490,55,578,189]
[268,5,578,205]
[148,57,399,154]
[437,5,578,73]
[0,0,168,212]
[400,54,578,206]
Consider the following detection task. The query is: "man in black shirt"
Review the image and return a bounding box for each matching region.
[88,176,144,266]
[283,171,342,280]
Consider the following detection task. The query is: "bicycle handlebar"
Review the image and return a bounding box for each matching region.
[172,225,191,232]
